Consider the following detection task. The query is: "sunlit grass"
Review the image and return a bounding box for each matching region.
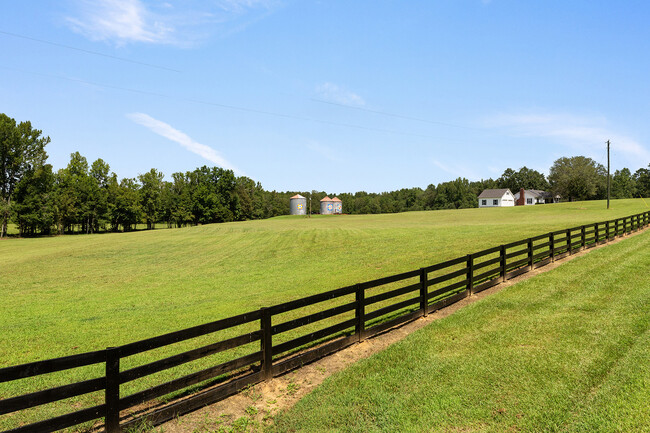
[0,199,647,429]
[271,229,650,433]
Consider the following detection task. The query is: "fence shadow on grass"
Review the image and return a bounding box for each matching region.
[1,212,648,433]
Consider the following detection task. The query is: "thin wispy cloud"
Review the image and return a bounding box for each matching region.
[66,0,174,45]
[315,83,366,107]
[128,112,241,173]
[485,112,650,162]
[65,0,280,46]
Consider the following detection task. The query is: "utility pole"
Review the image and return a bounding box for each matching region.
[309,192,312,218]
[607,140,610,210]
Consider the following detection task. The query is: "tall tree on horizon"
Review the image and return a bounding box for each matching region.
[0,113,50,237]
[548,156,606,201]
[497,166,549,193]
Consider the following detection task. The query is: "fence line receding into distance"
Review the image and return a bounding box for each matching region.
[1,212,648,433]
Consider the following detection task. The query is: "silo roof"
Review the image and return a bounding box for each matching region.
[320,196,332,202]
[331,197,341,202]
[290,194,305,199]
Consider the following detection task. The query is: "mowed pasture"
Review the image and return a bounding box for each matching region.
[0,199,647,429]
[271,226,650,433]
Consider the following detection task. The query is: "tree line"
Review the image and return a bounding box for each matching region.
[2,113,649,237]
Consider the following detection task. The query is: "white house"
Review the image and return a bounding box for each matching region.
[514,189,560,205]
[478,189,515,208]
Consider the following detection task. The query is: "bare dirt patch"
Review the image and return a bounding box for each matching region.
[159,231,644,432]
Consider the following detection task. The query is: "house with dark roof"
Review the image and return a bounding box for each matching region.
[514,188,560,205]
[478,189,515,208]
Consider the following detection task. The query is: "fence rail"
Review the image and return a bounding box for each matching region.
[1,211,649,433]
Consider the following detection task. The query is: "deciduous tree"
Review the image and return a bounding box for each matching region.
[0,114,50,237]
[548,156,606,201]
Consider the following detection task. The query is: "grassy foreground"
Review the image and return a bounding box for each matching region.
[0,199,647,429]
[271,229,650,433]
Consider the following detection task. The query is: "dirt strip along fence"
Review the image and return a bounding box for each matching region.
[1,211,649,433]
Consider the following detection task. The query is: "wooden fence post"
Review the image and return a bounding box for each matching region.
[581,225,586,249]
[419,268,428,317]
[260,308,273,380]
[500,245,506,282]
[105,347,121,433]
[355,284,365,342]
[550,232,555,262]
[566,228,571,254]
[527,238,533,270]
[467,254,474,295]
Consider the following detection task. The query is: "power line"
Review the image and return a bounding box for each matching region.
[1,66,450,140]
[310,97,486,131]
[0,30,181,73]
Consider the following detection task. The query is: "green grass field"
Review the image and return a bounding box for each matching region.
[271,228,650,433]
[0,199,648,430]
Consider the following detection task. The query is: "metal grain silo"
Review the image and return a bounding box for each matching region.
[332,197,342,214]
[320,196,334,215]
[290,194,307,215]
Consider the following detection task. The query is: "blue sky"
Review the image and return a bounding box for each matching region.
[1,1,649,193]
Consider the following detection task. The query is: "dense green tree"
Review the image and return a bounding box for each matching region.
[56,152,98,233]
[0,114,50,237]
[611,168,637,199]
[634,165,650,198]
[433,178,476,209]
[112,178,141,231]
[138,168,164,230]
[497,166,549,193]
[12,164,56,235]
[89,159,112,232]
[548,156,606,201]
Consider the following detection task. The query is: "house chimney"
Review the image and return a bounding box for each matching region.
[517,188,526,206]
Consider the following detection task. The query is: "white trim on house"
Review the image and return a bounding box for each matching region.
[478,189,515,208]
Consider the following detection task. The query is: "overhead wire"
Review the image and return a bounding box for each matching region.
[0,30,181,73]
[1,66,457,141]
[310,97,485,131]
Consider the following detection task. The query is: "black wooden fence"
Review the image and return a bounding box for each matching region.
[1,212,648,433]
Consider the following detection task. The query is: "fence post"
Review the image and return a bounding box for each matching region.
[581,225,586,249]
[467,254,474,296]
[105,347,121,433]
[500,244,506,282]
[419,268,428,317]
[355,284,365,342]
[566,228,571,255]
[260,308,273,380]
[550,232,555,262]
[527,238,533,270]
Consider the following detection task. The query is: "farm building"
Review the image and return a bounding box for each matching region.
[514,188,560,205]
[331,197,342,214]
[290,194,307,215]
[320,196,334,214]
[478,189,515,207]
[320,196,343,214]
